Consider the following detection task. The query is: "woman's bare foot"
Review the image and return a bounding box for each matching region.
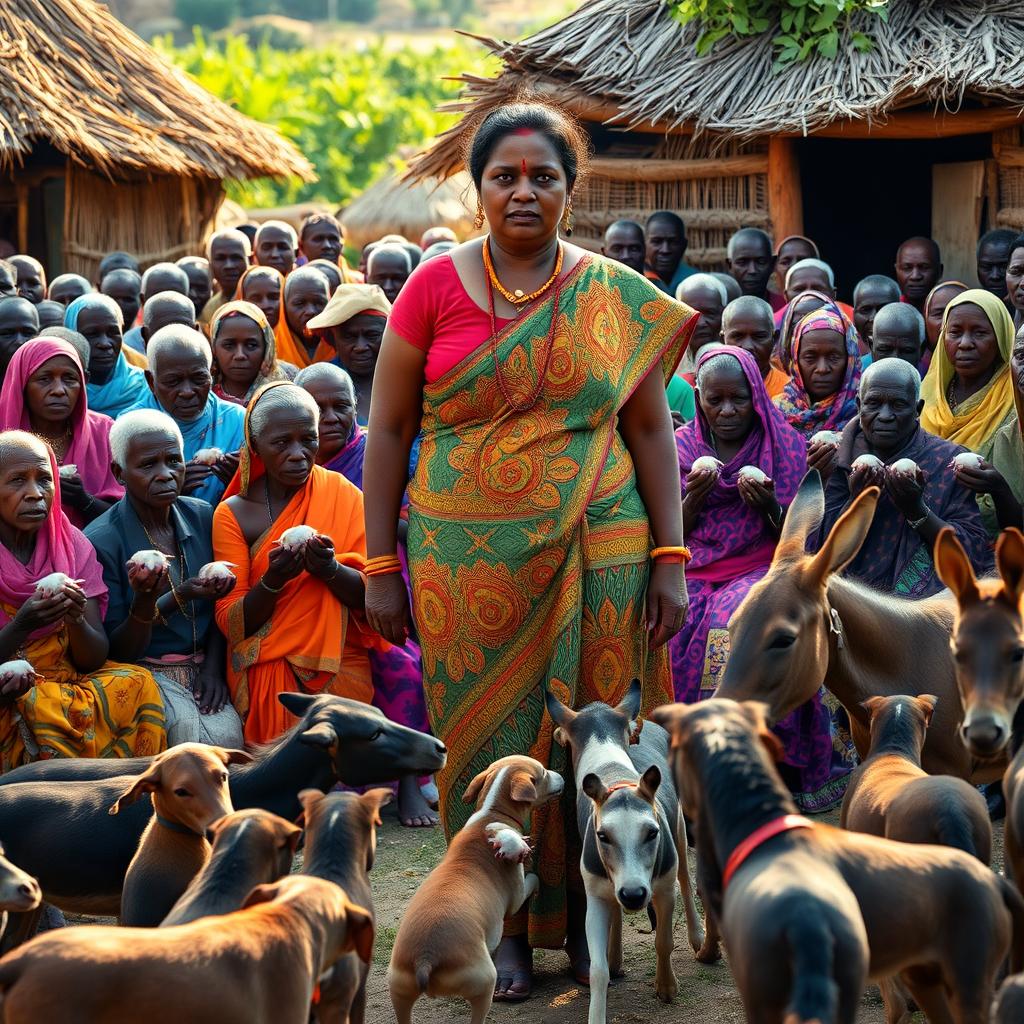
[397,774,439,828]
[493,934,532,1001]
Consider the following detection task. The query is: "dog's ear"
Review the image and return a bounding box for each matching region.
[739,702,784,764]
[582,773,607,805]
[916,694,938,727]
[218,747,254,767]
[279,821,304,852]
[861,696,888,720]
[108,761,163,815]
[462,767,491,806]
[637,764,661,804]
[615,679,642,722]
[544,688,576,730]
[242,880,283,908]
[345,900,376,965]
[298,722,337,750]
[509,770,537,804]
[361,788,394,826]
[294,788,324,828]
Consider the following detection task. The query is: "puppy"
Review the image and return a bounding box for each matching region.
[388,755,562,1024]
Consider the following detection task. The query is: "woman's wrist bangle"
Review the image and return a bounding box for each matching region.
[130,605,159,625]
[907,506,932,530]
[365,554,402,577]
[651,545,692,565]
[365,564,403,578]
[260,576,285,595]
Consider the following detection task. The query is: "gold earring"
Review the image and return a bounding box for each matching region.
[561,197,574,235]
[473,199,485,231]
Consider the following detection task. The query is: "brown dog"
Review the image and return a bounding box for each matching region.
[111,744,252,927]
[653,698,1024,1024]
[0,874,372,1024]
[161,809,302,927]
[389,755,563,1024]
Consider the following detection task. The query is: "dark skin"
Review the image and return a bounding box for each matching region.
[101,274,142,329]
[797,328,847,403]
[978,238,1013,300]
[309,260,342,295]
[142,269,188,304]
[178,260,212,314]
[1008,245,1024,330]
[925,284,966,352]
[49,278,90,306]
[223,404,364,637]
[241,270,283,328]
[367,251,410,304]
[284,275,329,359]
[728,235,775,300]
[677,283,724,355]
[35,302,64,331]
[74,305,122,386]
[327,313,384,425]
[785,267,832,302]
[300,222,343,265]
[775,238,816,288]
[646,219,685,285]
[139,301,197,348]
[145,346,237,494]
[107,429,235,713]
[685,361,780,535]
[895,240,942,310]
[209,237,250,300]
[870,322,923,366]
[851,369,946,548]
[363,130,686,994]
[24,355,109,523]
[854,282,900,348]
[0,264,16,297]
[944,302,1001,406]
[255,227,296,277]
[213,315,265,400]
[722,309,775,380]
[304,378,357,465]
[0,446,107,677]
[954,329,1024,530]
[10,257,45,305]
[0,298,40,376]
[602,224,645,275]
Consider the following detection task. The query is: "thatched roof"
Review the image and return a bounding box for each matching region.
[0,0,313,182]
[339,169,477,250]
[411,0,1024,180]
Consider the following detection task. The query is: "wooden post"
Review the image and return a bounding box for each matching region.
[16,184,28,253]
[767,136,803,241]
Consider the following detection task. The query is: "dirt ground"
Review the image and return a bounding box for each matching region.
[357,806,1007,1024]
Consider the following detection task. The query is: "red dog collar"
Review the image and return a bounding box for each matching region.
[604,781,637,796]
[722,815,813,889]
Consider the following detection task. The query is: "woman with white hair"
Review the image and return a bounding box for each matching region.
[84,410,244,745]
[137,324,245,505]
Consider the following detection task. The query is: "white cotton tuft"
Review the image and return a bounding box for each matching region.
[58,464,78,479]
[951,452,984,471]
[810,430,841,447]
[192,448,224,466]
[33,573,74,596]
[278,525,317,552]
[0,660,36,680]
[852,454,884,471]
[738,465,770,484]
[197,561,236,582]
[127,550,170,572]
[890,458,919,476]
[691,456,723,475]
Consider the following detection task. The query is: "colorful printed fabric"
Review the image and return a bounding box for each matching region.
[820,421,993,596]
[772,289,842,375]
[210,300,292,406]
[407,254,695,948]
[774,308,862,439]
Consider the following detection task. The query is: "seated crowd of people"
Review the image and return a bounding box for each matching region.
[0,206,1020,822]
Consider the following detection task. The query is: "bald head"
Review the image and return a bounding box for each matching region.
[207,230,252,298]
[722,295,775,376]
[142,291,198,343]
[10,256,45,304]
[255,220,298,276]
[896,236,942,308]
[603,220,646,275]
[141,263,189,304]
[48,274,92,305]
[727,228,776,300]
[147,323,211,375]
[860,355,922,401]
[295,361,356,403]
[870,302,925,365]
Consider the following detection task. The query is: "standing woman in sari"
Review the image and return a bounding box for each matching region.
[363,102,694,995]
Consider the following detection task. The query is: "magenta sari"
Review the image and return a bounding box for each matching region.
[670,347,854,811]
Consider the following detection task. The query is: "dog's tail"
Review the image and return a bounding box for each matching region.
[998,875,1024,974]
[781,917,838,1024]
[414,955,434,994]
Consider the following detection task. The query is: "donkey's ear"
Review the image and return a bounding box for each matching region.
[615,679,642,721]
[804,486,878,588]
[544,688,576,730]
[996,528,1024,604]
[934,527,980,605]
[775,470,826,562]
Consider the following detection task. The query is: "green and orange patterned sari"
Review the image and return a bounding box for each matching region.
[407,255,694,948]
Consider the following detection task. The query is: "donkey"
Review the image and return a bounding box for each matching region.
[715,471,999,783]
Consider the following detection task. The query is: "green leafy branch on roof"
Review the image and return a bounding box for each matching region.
[668,0,890,65]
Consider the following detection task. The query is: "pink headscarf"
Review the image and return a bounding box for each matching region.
[0,338,123,526]
[0,431,107,638]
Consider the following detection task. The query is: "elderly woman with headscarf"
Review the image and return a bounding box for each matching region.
[136,325,245,505]
[0,431,165,769]
[85,410,244,746]
[920,288,1016,461]
[0,338,122,527]
[306,284,391,426]
[210,300,294,407]
[212,382,385,744]
[64,294,149,418]
[274,266,333,370]
[922,281,969,375]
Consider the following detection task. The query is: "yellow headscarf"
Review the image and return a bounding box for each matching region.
[920,288,1016,455]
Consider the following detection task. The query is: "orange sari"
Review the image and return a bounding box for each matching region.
[212,464,380,743]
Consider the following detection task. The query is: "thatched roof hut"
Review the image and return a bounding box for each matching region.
[411,0,1024,292]
[0,0,313,280]
[339,169,477,251]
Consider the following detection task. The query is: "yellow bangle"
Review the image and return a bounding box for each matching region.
[651,545,692,564]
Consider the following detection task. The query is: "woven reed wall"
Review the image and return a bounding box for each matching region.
[996,125,1024,231]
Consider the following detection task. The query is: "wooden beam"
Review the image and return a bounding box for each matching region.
[797,106,1024,140]
[589,154,768,182]
[767,137,802,240]
[15,184,28,253]
[994,146,1024,169]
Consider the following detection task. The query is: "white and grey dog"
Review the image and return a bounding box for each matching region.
[546,682,708,1024]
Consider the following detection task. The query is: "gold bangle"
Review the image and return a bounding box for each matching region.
[651,545,692,564]
[260,577,285,595]
[130,606,159,624]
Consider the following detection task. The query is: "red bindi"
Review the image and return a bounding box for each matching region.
[512,128,534,136]
[521,158,528,174]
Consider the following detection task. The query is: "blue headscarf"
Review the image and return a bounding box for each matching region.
[65,294,148,419]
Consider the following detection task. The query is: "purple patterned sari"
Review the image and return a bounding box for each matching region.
[671,347,854,811]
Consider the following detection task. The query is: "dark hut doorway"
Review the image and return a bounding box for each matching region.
[797,134,992,303]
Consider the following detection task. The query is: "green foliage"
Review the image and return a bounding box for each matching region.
[175,0,240,31]
[159,33,490,208]
[668,0,889,65]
